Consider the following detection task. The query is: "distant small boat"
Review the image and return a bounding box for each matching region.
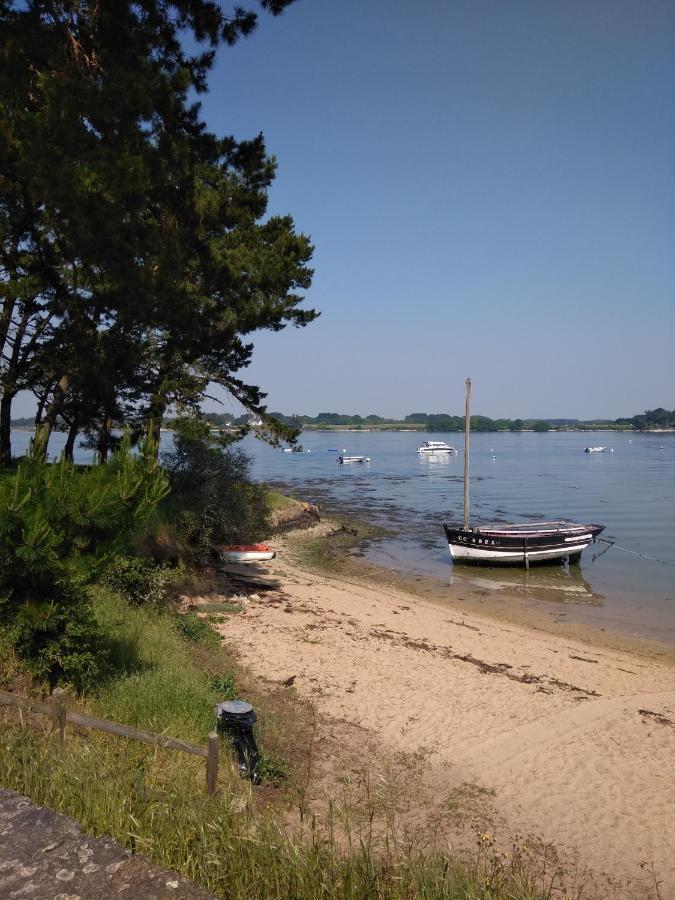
[584,446,607,453]
[338,455,370,464]
[417,440,457,454]
[214,543,276,563]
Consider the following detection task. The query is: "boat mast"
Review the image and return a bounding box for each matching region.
[463,377,471,529]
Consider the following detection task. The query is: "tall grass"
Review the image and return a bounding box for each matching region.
[0,589,551,899]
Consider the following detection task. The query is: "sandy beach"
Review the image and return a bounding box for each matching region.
[207,524,675,899]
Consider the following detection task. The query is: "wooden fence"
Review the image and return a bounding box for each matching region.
[0,688,219,795]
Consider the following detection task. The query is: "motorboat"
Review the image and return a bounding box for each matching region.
[213,543,277,563]
[338,455,370,464]
[584,446,607,453]
[443,521,605,566]
[417,440,457,454]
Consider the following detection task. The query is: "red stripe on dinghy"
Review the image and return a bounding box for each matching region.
[214,544,274,552]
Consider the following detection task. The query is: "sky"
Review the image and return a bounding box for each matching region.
[199,0,675,421]
[14,0,675,421]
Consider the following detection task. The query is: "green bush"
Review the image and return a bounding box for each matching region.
[174,611,220,648]
[0,434,169,687]
[102,555,181,607]
[162,418,268,559]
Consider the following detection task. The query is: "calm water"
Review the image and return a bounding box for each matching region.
[245,430,675,643]
[11,429,675,642]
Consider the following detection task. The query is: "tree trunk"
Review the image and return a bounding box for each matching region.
[33,373,70,459]
[146,384,169,456]
[97,415,112,462]
[64,419,79,462]
[0,389,16,467]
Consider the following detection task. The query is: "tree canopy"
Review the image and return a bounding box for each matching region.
[0,0,315,462]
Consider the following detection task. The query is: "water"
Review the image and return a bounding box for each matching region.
[244,430,675,643]
[11,428,675,642]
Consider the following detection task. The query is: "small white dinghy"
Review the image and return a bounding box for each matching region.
[584,446,607,453]
[214,543,277,563]
[338,455,370,464]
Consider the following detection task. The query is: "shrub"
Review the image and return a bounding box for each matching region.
[162,418,268,559]
[0,434,169,687]
[102,555,181,607]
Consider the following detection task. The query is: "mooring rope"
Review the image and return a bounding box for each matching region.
[595,538,675,567]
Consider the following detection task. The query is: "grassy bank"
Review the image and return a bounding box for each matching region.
[0,584,552,899]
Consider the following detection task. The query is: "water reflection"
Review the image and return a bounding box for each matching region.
[448,564,604,607]
[418,453,454,466]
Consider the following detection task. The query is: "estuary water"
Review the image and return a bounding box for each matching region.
[11,428,675,643]
[244,430,675,644]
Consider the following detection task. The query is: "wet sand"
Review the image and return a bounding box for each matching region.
[212,524,675,898]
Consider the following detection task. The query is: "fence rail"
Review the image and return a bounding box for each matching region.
[0,688,218,795]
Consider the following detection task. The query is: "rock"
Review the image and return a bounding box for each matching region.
[0,790,216,899]
[267,500,320,532]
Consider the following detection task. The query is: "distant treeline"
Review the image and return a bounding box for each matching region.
[150,406,675,433]
[12,407,673,433]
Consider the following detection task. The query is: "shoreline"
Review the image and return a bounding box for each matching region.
[210,520,675,898]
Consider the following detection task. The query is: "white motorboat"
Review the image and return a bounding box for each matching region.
[417,440,457,454]
[584,446,607,453]
[338,455,370,464]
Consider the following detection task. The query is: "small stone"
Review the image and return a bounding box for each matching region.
[18,864,38,877]
[83,862,100,874]
[42,840,63,852]
[55,868,75,881]
[105,860,125,874]
[166,879,180,888]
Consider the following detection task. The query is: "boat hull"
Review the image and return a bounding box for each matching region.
[214,544,277,563]
[443,523,604,567]
[417,448,456,454]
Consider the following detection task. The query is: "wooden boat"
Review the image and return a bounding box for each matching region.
[443,521,605,565]
[213,543,277,563]
[444,379,605,567]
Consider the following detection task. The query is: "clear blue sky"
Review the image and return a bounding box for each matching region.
[14,0,675,421]
[201,0,675,421]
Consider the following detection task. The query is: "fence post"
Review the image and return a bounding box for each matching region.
[51,688,66,745]
[206,731,218,796]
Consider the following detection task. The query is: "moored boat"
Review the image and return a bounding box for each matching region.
[214,543,277,563]
[445,378,605,568]
[417,440,457,454]
[584,446,607,453]
[338,455,370,463]
[443,521,605,566]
